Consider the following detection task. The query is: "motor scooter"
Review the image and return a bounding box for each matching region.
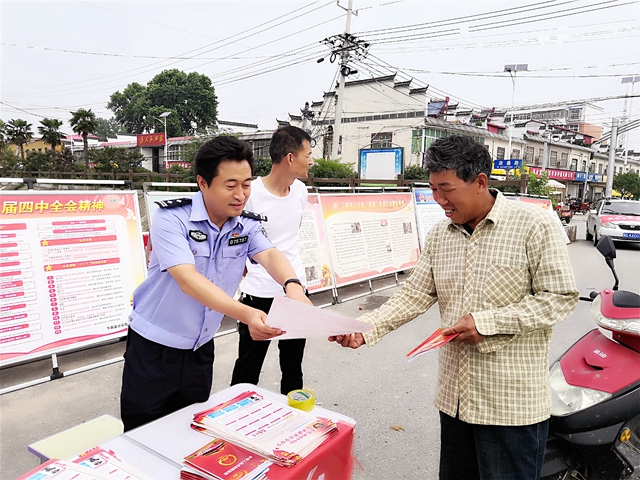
[542,236,640,480]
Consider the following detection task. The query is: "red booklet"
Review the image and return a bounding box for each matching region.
[406,328,459,361]
[181,438,270,480]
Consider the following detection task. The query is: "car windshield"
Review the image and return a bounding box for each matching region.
[601,201,640,216]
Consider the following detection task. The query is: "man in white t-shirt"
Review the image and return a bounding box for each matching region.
[230,126,314,394]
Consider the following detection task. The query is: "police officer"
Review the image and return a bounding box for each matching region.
[120,136,310,431]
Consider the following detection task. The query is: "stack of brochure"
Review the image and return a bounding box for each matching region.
[191,391,338,467]
[16,446,152,480]
[181,438,270,480]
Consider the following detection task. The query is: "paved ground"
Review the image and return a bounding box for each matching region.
[2,214,639,479]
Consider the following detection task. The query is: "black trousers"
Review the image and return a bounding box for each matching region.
[120,328,214,432]
[230,294,306,395]
[439,411,549,480]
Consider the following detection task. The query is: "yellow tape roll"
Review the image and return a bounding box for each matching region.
[287,389,315,412]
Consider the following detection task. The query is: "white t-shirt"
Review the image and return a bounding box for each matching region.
[242,177,308,297]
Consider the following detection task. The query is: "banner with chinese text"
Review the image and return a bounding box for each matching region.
[299,194,335,293]
[319,193,420,287]
[0,191,146,365]
[413,188,446,250]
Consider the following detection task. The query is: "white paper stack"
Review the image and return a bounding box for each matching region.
[191,391,338,467]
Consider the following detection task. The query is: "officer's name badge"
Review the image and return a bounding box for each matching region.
[228,236,248,246]
[189,230,208,242]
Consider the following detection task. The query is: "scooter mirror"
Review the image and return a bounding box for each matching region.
[596,235,616,260]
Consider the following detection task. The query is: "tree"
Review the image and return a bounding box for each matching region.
[107,69,218,136]
[95,117,125,141]
[527,170,552,197]
[0,144,20,170]
[69,108,97,168]
[5,119,33,161]
[613,172,640,199]
[0,119,6,146]
[38,118,66,153]
[88,147,144,172]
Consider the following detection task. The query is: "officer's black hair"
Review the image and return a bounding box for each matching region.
[194,136,255,187]
[269,126,312,165]
[424,135,491,182]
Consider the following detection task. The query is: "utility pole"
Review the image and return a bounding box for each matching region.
[605,118,618,198]
[319,2,369,160]
[621,75,640,169]
[504,64,528,162]
[332,0,354,160]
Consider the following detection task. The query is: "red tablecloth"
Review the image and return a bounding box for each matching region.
[267,421,354,480]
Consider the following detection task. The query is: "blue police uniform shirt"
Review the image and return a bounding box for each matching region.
[129,191,273,350]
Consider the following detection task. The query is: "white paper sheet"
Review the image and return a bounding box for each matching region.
[265,296,373,339]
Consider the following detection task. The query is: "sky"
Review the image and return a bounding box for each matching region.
[1,0,639,149]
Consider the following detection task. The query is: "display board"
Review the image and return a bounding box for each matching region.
[0,191,146,366]
[413,188,447,250]
[298,194,335,293]
[359,148,403,180]
[319,193,420,287]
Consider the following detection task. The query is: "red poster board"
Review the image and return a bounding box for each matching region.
[0,191,146,366]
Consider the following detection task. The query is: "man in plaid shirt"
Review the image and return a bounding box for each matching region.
[331,135,578,479]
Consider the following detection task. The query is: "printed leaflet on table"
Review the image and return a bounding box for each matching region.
[180,437,270,480]
[191,391,338,467]
[16,446,151,480]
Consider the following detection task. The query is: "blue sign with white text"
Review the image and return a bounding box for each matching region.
[493,159,522,170]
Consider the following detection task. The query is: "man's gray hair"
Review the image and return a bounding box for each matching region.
[424,135,492,182]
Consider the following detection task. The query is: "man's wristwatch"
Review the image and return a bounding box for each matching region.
[283,278,304,294]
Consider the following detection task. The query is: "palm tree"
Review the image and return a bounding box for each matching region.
[38,118,66,154]
[0,119,6,146]
[5,119,33,161]
[69,108,97,168]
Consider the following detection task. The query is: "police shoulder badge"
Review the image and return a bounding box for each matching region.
[241,210,268,222]
[189,230,207,242]
[155,198,193,209]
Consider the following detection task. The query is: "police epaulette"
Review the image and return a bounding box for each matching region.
[241,210,268,222]
[155,198,193,209]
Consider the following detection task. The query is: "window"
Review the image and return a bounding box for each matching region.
[568,108,582,121]
[524,146,535,162]
[371,132,392,149]
[537,149,544,165]
[559,152,568,168]
[323,126,333,158]
[581,160,587,172]
[496,147,505,160]
[167,144,188,163]
[549,151,558,166]
[511,148,520,160]
[589,162,595,173]
[598,163,603,174]
[570,158,578,171]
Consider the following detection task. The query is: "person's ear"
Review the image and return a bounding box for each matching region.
[197,175,207,190]
[476,173,489,191]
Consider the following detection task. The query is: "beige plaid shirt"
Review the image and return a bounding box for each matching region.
[361,190,578,426]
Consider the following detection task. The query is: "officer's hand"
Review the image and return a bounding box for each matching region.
[441,314,484,344]
[284,284,314,306]
[328,333,365,349]
[245,309,284,341]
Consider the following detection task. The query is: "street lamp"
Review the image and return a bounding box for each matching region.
[504,64,528,165]
[153,111,171,170]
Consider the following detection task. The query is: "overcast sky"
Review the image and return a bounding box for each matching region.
[1,0,639,149]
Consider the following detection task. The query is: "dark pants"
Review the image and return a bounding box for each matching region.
[439,411,549,480]
[120,328,214,432]
[230,294,306,395]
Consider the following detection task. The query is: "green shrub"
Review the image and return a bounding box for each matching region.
[404,164,429,180]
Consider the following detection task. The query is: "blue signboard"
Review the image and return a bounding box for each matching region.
[493,159,522,170]
[575,172,603,182]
